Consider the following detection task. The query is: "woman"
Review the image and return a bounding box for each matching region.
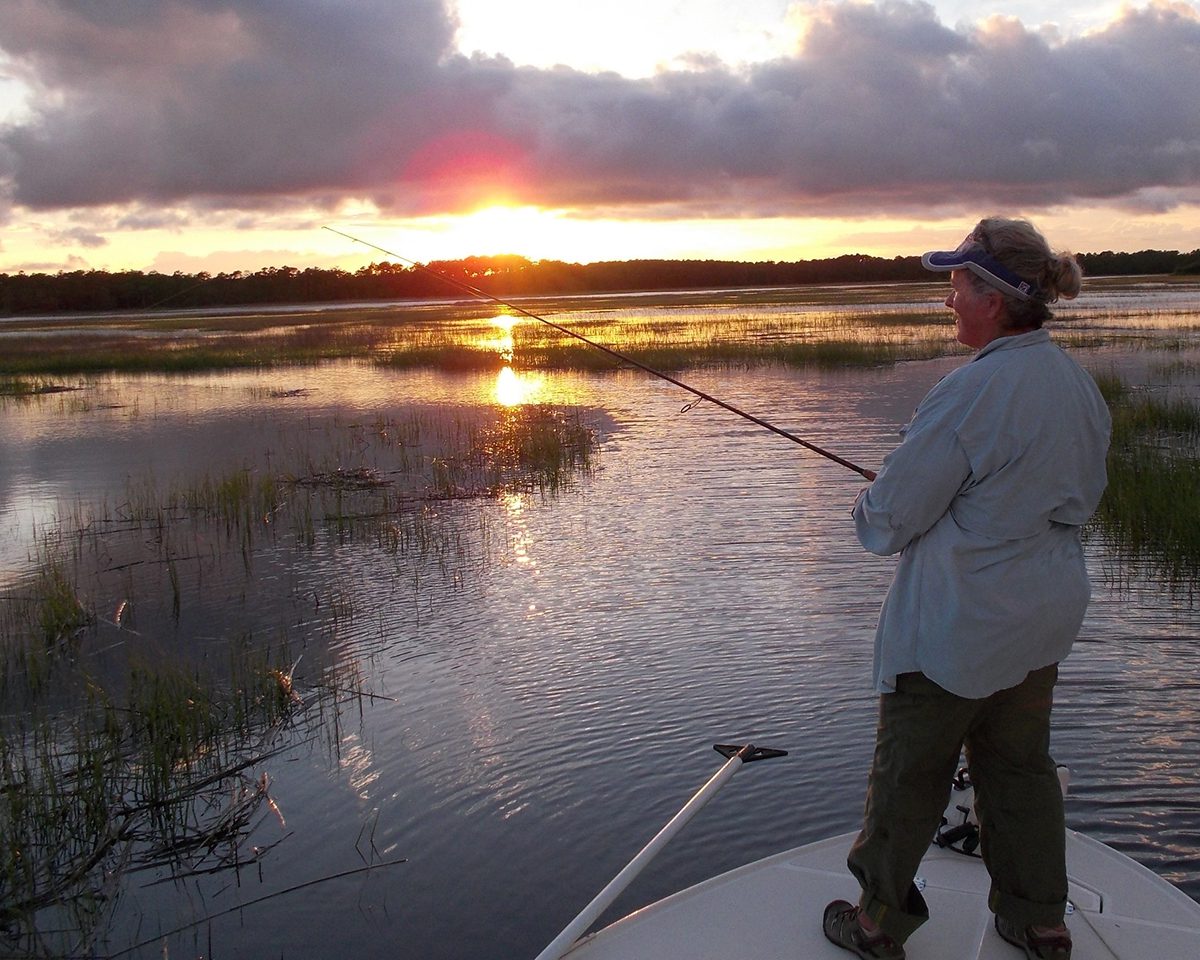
[822,218,1111,960]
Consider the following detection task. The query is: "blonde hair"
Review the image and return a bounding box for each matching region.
[969,217,1082,330]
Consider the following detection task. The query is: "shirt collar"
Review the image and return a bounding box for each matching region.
[974,327,1050,361]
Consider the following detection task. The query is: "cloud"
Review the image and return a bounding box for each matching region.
[49,226,107,248]
[0,0,1197,221]
[148,247,346,274]
[4,253,89,273]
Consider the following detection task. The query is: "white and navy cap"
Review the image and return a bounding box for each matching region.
[922,235,1041,301]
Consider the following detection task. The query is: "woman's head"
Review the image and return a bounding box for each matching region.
[923,217,1082,332]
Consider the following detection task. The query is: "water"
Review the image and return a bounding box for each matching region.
[2,287,1200,959]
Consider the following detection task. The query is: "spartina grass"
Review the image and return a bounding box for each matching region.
[0,624,356,957]
[1091,373,1200,585]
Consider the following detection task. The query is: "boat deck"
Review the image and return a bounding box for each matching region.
[564,830,1200,959]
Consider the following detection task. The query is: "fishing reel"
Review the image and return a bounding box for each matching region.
[934,766,981,857]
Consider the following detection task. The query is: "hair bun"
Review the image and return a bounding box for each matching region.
[1042,253,1082,302]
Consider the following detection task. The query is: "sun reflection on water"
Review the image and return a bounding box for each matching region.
[483,313,546,406]
[487,313,517,362]
[494,366,544,406]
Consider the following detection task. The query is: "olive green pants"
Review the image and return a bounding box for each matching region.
[847,665,1067,943]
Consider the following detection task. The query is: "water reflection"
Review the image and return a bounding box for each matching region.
[3,284,1200,959]
[480,312,547,406]
[485,312,517,362]
[338,731,381,802]
[495,365,545,406]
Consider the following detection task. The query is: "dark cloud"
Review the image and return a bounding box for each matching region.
[0,0,1198,220]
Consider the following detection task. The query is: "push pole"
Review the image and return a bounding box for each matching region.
[532,743,787,960]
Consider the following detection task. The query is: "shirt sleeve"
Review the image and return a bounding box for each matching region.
[852,379,974,556]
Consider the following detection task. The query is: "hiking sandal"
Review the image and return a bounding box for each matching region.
[995,914,1072,959]
[822,900,906,959]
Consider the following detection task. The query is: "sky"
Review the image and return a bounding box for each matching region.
[1,0,1199,275]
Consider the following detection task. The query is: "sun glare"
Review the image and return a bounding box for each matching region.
[449,205,562,259]
[484,312,517,362]
[487,313,544,405]
[494,366,544,406]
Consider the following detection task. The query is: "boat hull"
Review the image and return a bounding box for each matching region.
[563,830,1200,959]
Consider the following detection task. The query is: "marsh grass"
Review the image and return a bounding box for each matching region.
[0,392,599,955]
[0,552,94,697]
[0,375,75,396]
[1092,373,1200,585]
[0,288,966,376]
[0,616,327,958]
[6,279,1200,377]
[1,516,366,953]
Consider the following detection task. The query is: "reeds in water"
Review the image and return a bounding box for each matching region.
[1091,372,1200,585]
[0,375,73,396]
[0,289,962,376]
[0,621,324,957]
[0,392,602,956]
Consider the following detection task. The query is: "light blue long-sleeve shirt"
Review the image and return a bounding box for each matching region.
[852,329,1111,699]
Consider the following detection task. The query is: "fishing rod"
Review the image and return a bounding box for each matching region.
[323,225,876,481]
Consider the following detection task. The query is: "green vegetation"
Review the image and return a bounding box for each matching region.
[0,398,600,956]
[0,288,961,376]
[1092,373,1200,584]
[0,638,313,956]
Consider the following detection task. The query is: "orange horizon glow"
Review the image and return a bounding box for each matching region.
[4,198,1200,278]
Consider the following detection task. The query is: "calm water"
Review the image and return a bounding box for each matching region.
[2,284,1200,959]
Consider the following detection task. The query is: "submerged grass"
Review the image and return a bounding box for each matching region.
[0,375,76,396]
[0,609,316,957]
[0,394,601,956]
[1092,372,1200,585]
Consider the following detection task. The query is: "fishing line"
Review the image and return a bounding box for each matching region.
[323,225,876,480]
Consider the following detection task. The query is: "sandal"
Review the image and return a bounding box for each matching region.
[822,900,906,959]
[994,914,1072,959]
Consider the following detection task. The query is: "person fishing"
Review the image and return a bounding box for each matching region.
[822,218,1111,960]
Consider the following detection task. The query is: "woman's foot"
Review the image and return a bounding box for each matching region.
[822,900,906,959]
[994,914,1072,959]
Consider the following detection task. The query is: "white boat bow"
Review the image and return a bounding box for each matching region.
[563,827,1200,959]
[538,749,1200,960]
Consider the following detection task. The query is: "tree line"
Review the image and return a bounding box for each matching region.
[1,249,1197,316]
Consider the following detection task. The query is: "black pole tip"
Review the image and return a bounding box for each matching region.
[713,743,788,763]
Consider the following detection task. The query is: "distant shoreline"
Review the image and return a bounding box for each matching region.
[2,250,1197,317]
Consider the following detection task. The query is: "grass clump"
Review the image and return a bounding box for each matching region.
[0,554,93,698]
[0,617,314,957]
[1092,372,1200,584]
[469,406,596,494]
[0,375,75,396]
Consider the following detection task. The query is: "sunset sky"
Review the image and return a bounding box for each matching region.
[1,0,1198,275]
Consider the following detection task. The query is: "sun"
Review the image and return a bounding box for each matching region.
[448,204,568,259]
